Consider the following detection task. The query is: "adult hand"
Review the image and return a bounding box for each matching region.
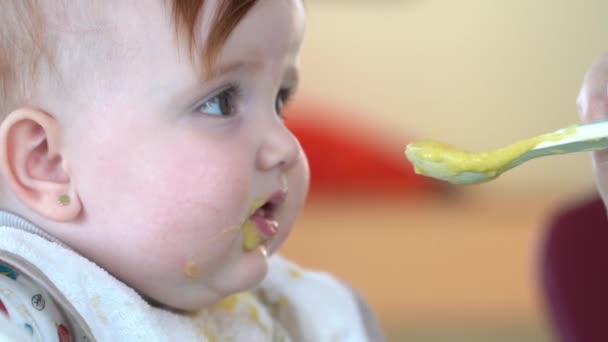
[577,54,608,205]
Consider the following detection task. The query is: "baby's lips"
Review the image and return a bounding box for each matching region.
[269,189,288,205]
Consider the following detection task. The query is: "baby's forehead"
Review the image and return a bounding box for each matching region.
[50,2,178,66]
[55,2,167,39]
[55,2,203,63]
[27,2,180,103]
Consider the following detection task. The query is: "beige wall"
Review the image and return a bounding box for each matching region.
[297,0,608,195]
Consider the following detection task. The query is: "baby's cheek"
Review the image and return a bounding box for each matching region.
[133,157,250,266]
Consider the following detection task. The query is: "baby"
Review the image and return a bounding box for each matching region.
[0,1,382,341]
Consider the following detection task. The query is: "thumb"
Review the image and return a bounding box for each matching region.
[577,54,608,203]
[577,55,608,123]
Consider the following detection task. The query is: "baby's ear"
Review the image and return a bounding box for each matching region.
[0,108,81,221]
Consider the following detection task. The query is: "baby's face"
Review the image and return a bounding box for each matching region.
[61,0,307,310]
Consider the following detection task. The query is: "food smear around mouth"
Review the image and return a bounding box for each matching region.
[184,260,201,279]
[405,126,577,182]
[243,219,261,251]
[249,199,267,216]
[243,197,270,251]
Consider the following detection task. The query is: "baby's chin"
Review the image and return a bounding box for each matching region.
[146,247,270,312]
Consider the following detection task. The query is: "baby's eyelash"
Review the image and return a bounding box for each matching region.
[195,84,242,117]
[217,83,242,104]
[279,88,293,103]
[276,87,295,118]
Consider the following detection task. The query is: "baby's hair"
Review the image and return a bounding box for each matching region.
[171,0,258,71]
[0,0,257,116]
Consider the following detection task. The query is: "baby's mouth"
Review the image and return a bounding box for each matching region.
[242,190,287,252]
[250,203,279,238]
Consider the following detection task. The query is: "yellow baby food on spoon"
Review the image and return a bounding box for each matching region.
[406,122,608,184]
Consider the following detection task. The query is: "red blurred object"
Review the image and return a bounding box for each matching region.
[539,194,608,342]
[284,104,442,195]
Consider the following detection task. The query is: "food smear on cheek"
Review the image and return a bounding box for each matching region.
[243,219,261,251]
[184,260,202,279]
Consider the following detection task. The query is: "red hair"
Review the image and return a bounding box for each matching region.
[0,0,259,113]
[170,0,258,68]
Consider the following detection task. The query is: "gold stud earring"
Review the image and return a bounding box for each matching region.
[58,194,70,206]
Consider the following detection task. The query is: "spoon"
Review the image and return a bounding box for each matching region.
[405,122,608,184]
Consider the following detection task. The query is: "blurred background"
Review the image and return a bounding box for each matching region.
[277,1,608,341]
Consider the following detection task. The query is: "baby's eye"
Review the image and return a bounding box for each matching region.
[197,88,237,117]
[275,88,293,118]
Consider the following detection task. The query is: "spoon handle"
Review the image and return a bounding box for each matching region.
[507,122,608,169]
[535,121,608,152]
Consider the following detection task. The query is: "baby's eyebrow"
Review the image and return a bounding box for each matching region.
[205,59,263,81]
[204,60,299,89]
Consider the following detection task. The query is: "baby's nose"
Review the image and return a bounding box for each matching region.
[255,122,301,172]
